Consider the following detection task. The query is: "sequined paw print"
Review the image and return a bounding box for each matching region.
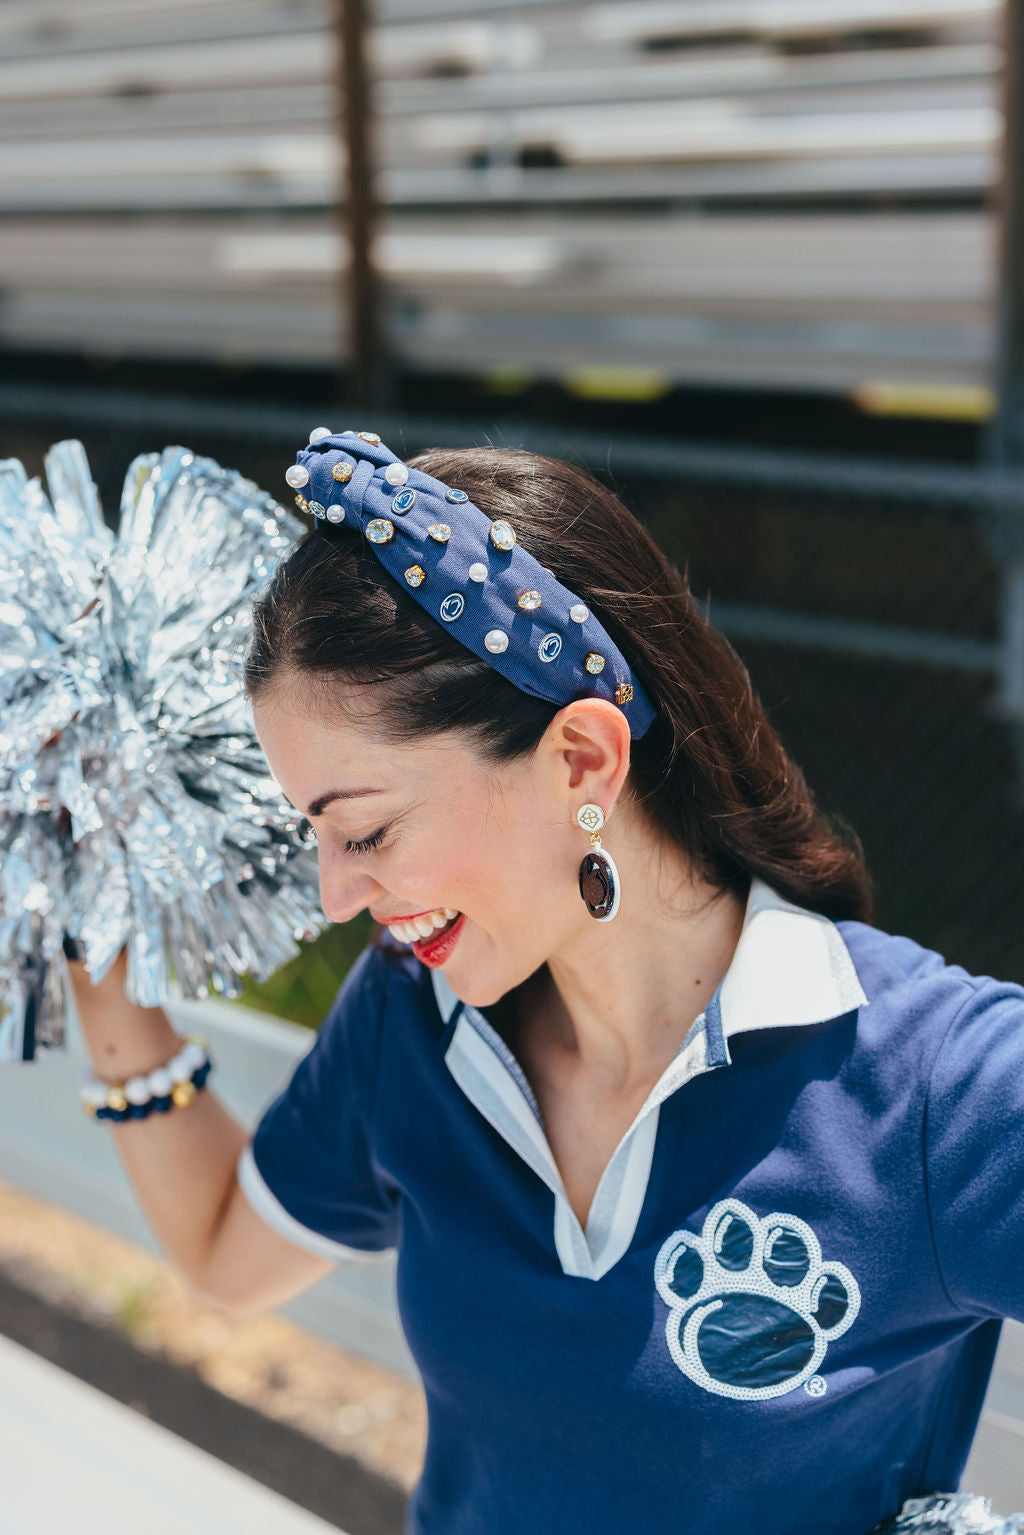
[654,1197,860,1401]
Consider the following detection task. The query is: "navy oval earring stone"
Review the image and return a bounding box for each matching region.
[579,846,619,920]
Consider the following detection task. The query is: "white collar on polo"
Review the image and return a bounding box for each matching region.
[431,873,867,1041]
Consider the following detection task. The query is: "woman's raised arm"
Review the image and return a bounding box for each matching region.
[67,953,336,1316]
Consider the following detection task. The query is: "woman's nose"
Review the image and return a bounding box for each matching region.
[317,847,380,926]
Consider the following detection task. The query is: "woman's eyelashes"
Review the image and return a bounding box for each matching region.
[297,817,390,855]
[344,824,389,856]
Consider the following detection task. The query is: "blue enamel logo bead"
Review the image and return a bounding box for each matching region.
[445,488,469,503]
[538,633,562,663]
[391,488,416,514]
[440,593,465,622]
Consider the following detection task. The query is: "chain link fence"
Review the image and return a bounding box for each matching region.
[2,380,1021,1019]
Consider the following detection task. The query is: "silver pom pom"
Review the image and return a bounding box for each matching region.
[0,440,328,1062]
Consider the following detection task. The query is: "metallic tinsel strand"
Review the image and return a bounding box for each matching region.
[0,440,327,1062]
[869,1492,1024,1533]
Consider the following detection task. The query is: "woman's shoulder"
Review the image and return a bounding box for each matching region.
[833,912,1024,1036]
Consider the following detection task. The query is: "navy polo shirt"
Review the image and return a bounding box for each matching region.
[237,875,1024,1534]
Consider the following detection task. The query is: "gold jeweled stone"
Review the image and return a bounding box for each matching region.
[427,523,451,543]
[294,494,310,512]
[489,519,516,551]
[172,1079,197,1108]
[584,652,605,674]
[331,462,354,483]
[517,590,542,610]
[366,519,395,543]
[358,431,381,444]
[405,565,426,587]
[106,1087,127,1112]
[615,683,634,705]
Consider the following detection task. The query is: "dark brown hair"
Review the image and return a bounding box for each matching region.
[245,445,875,925]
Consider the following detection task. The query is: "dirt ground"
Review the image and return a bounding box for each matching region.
[0,1174,427,1492]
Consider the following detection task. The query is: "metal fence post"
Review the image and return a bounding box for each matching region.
[985,0,1024,804]
[336,0,393,411]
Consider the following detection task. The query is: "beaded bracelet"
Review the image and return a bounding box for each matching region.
[80,1033,213,1123]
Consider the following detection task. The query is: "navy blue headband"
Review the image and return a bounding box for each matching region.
[283,428,658,740]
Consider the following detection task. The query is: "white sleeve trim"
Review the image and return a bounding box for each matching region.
[236,1141,381,1264]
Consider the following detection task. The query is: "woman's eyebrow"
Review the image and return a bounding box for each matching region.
[306,787,385,817]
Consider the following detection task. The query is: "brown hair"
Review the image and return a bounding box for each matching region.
[245,445,875,926]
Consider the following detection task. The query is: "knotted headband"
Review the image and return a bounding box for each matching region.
[283,428,658,739]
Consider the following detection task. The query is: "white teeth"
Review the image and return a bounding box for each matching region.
[386,908,459,944]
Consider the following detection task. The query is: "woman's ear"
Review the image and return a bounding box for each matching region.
[548,698,632,806]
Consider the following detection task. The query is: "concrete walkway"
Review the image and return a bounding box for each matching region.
[0,1331,346,1535]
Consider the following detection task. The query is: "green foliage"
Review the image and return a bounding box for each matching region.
[235,911,377,1030]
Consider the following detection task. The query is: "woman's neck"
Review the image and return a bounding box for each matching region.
[538,858,749,1095]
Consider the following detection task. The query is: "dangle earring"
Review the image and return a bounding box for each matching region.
[576,803,621,922]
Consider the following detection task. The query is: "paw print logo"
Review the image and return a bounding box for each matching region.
[654,1197,860,1401]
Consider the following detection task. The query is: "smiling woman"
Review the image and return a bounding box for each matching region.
[68,429,1024,1535]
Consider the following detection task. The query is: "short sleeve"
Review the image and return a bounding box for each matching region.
[237,941,399,1262]
[924,975,1024,1321]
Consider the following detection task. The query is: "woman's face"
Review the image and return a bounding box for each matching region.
[252,679,630,1008]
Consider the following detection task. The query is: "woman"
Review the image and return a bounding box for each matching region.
[70,430,1024,1534]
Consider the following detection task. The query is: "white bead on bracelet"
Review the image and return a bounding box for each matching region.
[80,1034,211,1115]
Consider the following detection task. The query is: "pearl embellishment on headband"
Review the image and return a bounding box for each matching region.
[485,630,509,653]
[468,563,488,582]
[308,426,333,444]
[325,504,346,523]
[570,604,589,622]
[285,464,309,489]
[385,463,409,486]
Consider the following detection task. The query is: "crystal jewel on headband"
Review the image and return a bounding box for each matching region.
[0,440,328,1064]
[285,428,659,740]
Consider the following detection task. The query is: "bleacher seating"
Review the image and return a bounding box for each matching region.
[0,0,1005,393]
